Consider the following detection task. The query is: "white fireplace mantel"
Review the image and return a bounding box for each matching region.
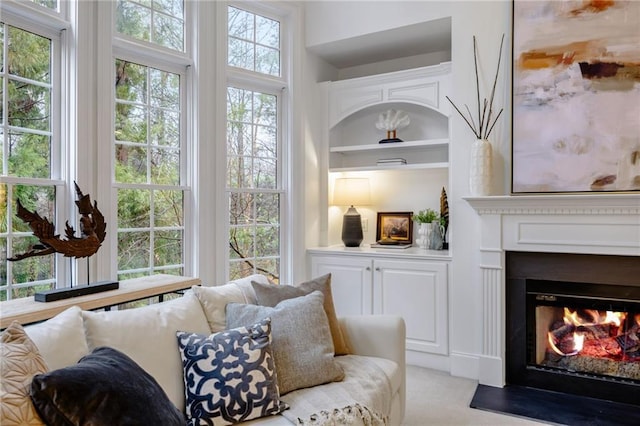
[464,194,640,215]
[461,193,640,388]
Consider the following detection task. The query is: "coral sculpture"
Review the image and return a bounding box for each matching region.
[375,109,410,143]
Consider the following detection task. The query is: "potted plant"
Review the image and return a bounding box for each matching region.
[413,209,439,249]
[412,208,438,224]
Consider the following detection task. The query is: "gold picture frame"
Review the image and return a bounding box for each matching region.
[376,212,413,243]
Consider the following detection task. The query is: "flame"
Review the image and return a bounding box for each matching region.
[550,308,628,357]
[604,311,625,327]
[573,332,585,352]
[563,308,626,327]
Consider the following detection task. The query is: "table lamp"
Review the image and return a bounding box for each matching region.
[332,178,371,247]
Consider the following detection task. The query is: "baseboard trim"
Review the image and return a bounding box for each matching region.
[449,351,479,380]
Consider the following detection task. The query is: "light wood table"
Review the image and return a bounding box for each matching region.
[0,274,201,328]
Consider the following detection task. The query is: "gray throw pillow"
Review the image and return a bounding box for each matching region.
[251,274,349,355]
[226,291,345,395]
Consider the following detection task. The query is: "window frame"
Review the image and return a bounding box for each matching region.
[224,1,292,284]
[0,3,71,299]
[106,0,195,280]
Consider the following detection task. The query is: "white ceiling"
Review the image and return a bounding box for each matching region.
[306,17,451,69]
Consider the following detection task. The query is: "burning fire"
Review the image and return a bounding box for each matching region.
[548,308,628,357]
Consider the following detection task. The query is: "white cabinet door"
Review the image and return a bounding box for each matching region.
[310,255,373,316]
[373,259,448,355]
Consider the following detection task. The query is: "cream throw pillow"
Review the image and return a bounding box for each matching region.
[82,291,210,412]
[24,306,89,371]
[192,274,268,332]
[251,273,349,355]
[226,291,345,395]
[1,321,48,426]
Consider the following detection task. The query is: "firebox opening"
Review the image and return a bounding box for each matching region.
[506,251,640,407]
[527,279,640,384]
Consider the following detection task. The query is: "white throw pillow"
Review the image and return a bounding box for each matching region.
[192,274,268,332]
[81,291,210,412]
[24,306,89,371]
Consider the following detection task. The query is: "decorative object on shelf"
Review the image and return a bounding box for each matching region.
[332,178,371,247]
[446,35,504,196]
[375,109,410,144]
[512,1,640,193]
[415,223,431,249]
[375,212,413,246]
[429,219,445,250]
[8,182,118,302]
[412,208,438,249]
[376,158,407,167]
[470,138,493,196]
[440,187,449,249]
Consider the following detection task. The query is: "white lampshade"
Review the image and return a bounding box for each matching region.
[332,178,371,206]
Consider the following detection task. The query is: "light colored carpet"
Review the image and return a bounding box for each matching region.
[401,365,550,426]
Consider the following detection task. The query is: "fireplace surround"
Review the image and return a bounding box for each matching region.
[506,251,640,405]
[463,195,640,423]
[464,194,640,389]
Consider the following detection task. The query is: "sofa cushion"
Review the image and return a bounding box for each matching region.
[0,322,48,426]
[30,346,184,426]
[177,318,286,425]
[82,291,210,412]
[193,274,267,333]
[226,291,344,395]
[251,274,349,355]
[279,354,395,426]
[24,306,89,371]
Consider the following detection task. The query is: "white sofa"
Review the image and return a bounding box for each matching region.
[16,275,406,425]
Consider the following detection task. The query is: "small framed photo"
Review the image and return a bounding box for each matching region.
[376,212,413,243]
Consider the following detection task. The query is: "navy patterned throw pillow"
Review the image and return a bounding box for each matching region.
[177,318,287,426]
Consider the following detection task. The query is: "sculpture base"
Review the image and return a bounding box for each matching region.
[378,138,403,144]
[34,281,119,302]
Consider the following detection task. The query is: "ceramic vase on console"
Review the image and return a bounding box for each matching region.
[469,139,493,196]
[416,223,432,249]
[429,220,444,250]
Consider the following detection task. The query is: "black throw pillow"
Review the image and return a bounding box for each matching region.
[30,346,185,426]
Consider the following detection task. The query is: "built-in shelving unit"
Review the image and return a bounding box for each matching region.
[326,62,452,173]
[329,138,449,172]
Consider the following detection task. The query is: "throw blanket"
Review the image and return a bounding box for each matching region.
[281,355,393,426]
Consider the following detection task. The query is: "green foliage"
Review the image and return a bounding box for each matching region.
[413,208,439,223]
[3,3,284,296]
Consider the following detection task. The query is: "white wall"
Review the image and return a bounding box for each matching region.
[302,0,513,380]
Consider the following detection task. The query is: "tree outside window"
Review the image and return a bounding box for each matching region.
[114,60,184,280]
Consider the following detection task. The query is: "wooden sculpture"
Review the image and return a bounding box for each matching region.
[9,182,106,261]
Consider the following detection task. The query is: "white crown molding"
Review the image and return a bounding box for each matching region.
[464,194,640,215]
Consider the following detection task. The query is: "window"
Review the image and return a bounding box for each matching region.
[0,18,63,300]
[226,5,286,283]
[228,6,280,76]
[116,0,185,52]
[227,87,280,282]
[31,0,57,11]
[113,0,189,281]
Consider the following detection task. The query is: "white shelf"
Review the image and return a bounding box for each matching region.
[329,161,449,173]
[330,138,449,154]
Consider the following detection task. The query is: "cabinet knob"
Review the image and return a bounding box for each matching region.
[366,267,371,271]
[375,267,381,271]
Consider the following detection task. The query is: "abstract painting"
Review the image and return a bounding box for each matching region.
[512,0,640,193]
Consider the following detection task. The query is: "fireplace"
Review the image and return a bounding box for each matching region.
[506,251,640,406]
[463,195,640,423]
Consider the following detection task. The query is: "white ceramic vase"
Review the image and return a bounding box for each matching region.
[469,139,493,196]
[416,223,431,249]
